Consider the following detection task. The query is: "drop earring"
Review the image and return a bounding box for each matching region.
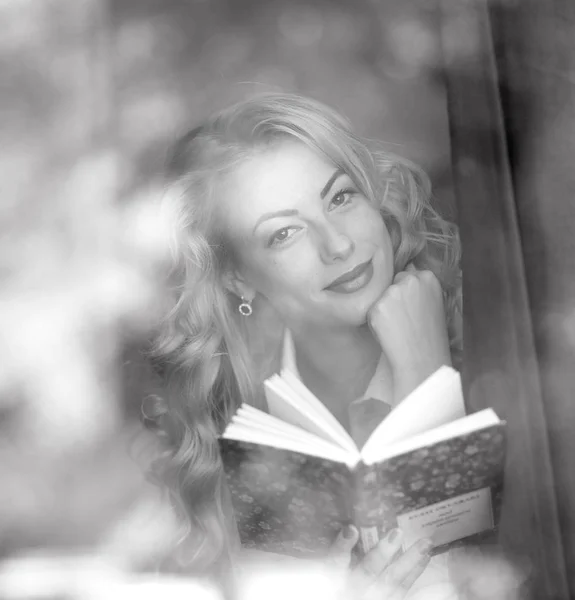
[238,297,253,317]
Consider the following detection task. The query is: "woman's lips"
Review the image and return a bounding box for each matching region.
[324,260,374,294]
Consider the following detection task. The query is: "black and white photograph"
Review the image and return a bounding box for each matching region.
[1,0,574,598]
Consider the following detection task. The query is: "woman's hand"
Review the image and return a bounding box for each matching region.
[367,265,451,404]
[327,526,432,600]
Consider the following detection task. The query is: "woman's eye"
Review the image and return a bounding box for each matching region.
[329,189,355,209]
[268,227,298,247]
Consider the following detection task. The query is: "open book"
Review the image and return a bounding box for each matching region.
[219,366,505,558]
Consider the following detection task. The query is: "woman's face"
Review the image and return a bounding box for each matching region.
[218,140,394,329]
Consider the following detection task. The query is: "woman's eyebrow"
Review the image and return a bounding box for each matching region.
[252,209,299,234]
[251,168,345,234]
[320,168,345,199]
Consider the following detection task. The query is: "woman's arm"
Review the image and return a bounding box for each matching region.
[368,266,452,404]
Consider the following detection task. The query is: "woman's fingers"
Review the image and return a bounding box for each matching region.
[377,539,433,597]
[325,527,432,600]
[368,263,450,403]
[392,262,417,284]
[392,269,412,285]
[346,529,404,594]
[326,524,359,571]
[346,532,432,600]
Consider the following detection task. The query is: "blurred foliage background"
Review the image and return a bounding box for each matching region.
[0,0,459,596]
[115,0,455,213]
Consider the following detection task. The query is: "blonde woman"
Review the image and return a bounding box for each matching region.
[146,93,462,598]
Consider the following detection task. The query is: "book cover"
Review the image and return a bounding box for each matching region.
[351,423,505,554]
[220,438,352,557]
[220,422,505,557]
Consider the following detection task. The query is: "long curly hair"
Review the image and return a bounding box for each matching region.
[144,92,461,574]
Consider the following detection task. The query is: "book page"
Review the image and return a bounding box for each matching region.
[362,408,500,465]
[265,369,357,454]
[223,405,356,466]
[361,366,464,458]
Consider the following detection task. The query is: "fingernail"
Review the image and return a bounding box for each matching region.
[386,528,402,543]
[416,538,434,555]
[344,524,357,539]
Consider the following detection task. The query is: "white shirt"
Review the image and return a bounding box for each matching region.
[280,328,393,406]
[250,329,460,600]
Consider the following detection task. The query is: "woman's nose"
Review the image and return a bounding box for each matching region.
[317,223,355,263]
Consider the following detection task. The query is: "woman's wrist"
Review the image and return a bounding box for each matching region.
[391,354,453,403]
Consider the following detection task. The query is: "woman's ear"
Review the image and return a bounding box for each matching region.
[221,268,256,303]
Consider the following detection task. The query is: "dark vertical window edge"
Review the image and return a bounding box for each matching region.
[438,1,569,597]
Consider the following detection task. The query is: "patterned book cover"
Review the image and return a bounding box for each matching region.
[219,439,353,557]
[351,423,506,555]
[219,422,505,558]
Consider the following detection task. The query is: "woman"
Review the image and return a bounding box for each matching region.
[146,92,462,598]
